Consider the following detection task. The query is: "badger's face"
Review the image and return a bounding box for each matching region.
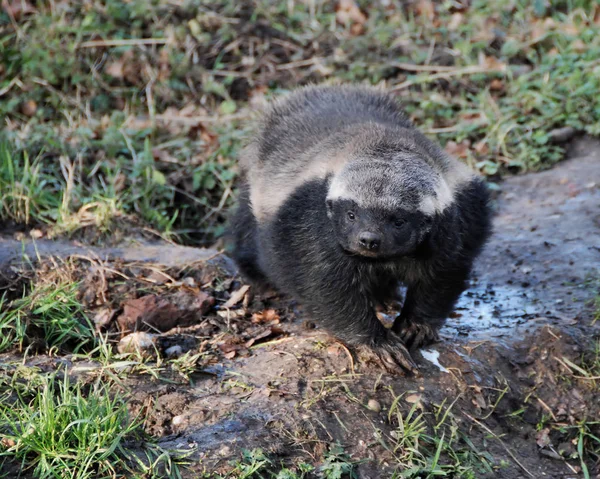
[326,158,448,259]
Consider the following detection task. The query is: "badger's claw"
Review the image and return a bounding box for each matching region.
[393,319,439,350]
[358,332,419,376]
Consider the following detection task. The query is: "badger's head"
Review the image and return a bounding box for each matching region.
[326,157,451,259]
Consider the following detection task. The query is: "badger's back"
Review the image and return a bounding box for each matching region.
[257,85,413,163]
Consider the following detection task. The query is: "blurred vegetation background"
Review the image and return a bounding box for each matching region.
[1,0,599,246]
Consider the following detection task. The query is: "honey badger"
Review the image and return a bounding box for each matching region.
[228,85,492,374]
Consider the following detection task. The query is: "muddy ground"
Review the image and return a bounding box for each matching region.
[1,137,599,478]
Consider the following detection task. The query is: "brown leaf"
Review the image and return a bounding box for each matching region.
[2,0,36,20]
[448,12,463,30]
[479,54,506,71]
[158,47,170,82]
[0,437,16,448]
[244,326,284,348]
[474,140,489,156]
[489,78,505,91]
[570,39,586,53]
[472,393,487,409]
[117,291,214,334]
[105,60,124,79]
[93,307,116,331]
[415,0,435,20]
[251,309,280,324]
[336,0,367,28]
[223,285,251,309]
[536,428,551,448]
[445,139,471,159]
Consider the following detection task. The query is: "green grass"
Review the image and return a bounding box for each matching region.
[0,0,599,243]
[0,369,182,479]
[382,390,495,478]
[0,143,62,225]
[213,446,354,479]
[0,278,95,354]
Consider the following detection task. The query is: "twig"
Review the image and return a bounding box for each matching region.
[154,112,250,125]
[208,69,250,78]
[0,77,23,97]
[535,396,558,422]
[275,58,320,71]
[390,62,464,72]
[464,412,534,477]
[391,66,506,91]
[77,38,172,48]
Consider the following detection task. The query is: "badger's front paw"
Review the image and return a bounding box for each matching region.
[392,319,439,350]
[358,331,419,376]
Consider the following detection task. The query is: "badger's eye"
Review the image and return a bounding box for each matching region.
[347,211,356,221]
[394,218,406,228]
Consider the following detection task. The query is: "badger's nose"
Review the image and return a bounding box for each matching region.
[358,232,381,251]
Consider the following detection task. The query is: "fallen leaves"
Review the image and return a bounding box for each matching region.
[2,0,36,20]
[445,139,471,159]
[335,0,367,35]
[117,291,215,334]
[223,285,251,309]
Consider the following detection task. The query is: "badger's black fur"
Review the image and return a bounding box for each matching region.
[228,85,492,373]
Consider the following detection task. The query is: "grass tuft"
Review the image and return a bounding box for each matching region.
[0,371,182,479]
[0,277,94,354]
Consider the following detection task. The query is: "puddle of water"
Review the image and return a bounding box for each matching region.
[443,282,540,339]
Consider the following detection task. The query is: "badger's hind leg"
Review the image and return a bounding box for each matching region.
[227,183,270,288]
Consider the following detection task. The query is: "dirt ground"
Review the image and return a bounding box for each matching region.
[1,137,599,478]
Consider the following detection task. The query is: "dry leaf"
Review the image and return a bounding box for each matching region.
[93,307,116,330]
[415,0,435,20]
[117,331,157,355]
[223,285,251,309]
[448,12,463,31]
[2,0,36,20]
[474,140,489,156]
[158,47,170,82]
[117,291,214,333]
[536,428,551,448]
[445,139,471,159]
[244,326,285,348]
[251,309,280,324]
[105,60,124,79]
[570,39,586,53]
[336,0,367,28]
[479,54,506,71]
[489,78,504,91]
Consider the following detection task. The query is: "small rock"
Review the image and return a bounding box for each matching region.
[548,126,577,143]
[117,332,157,355]
[165,345,183,357]
[367,399,381,412]
[405,393,422,404]
[218,445,231,457]
[172,415,184,426]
